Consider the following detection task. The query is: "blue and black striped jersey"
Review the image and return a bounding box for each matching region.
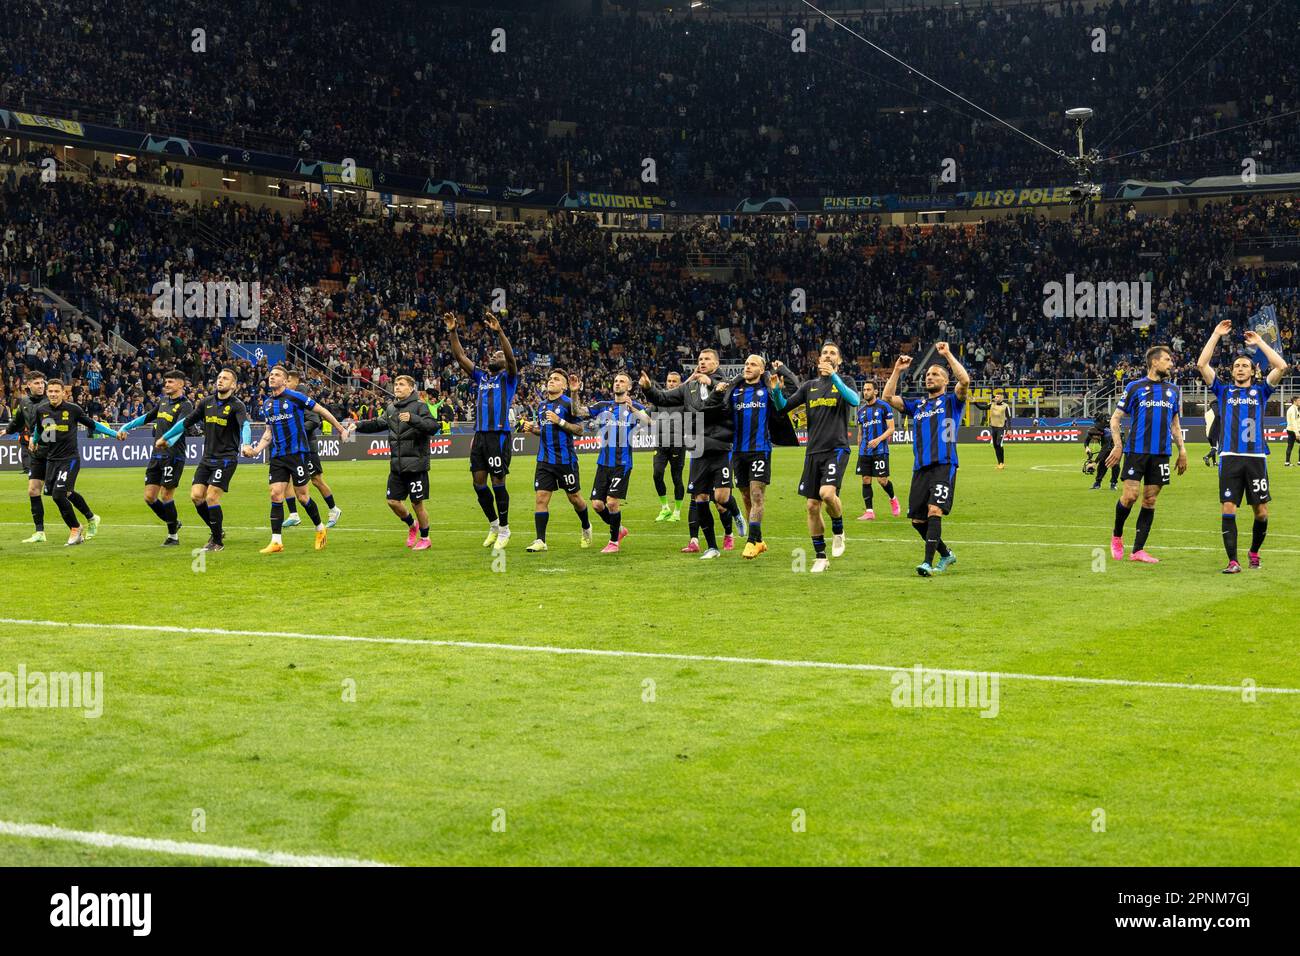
[472,369,520,433]
[1120,378,1180,456]
[1212,379,1274,456]
[857,399,892,456]
[261,388,316,457]
[724,382,782,453]
[589,400,645,469]
[902,392,963,471]
[536,394,581,465]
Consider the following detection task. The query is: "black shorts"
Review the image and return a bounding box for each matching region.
[592,463,632,501]
[268,453,311,487]
[798,447,850,499]
[732,451,771,488]
[908,462,957,519]
[1219,456,1270,506]
[25,453,46,482]
[144,455,184,489]
[856,453,890,478]
[193,458,237,492]
[304,448,324,478]
[387,469,430,502]
[687,450,732,494]
[1121,452,1171,486]
[535,460,580,494]
[43,457,79,496]
[654,446,686,468]
[470,431,512,477]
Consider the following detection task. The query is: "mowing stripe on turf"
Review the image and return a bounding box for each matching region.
[1,617,1295,696]
[0,819,394,867]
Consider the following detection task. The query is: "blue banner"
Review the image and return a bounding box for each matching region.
[228,341,286,368]
[1249,304,1283,366]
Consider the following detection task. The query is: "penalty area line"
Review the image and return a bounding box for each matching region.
[0,617,1295,696]
[0,819,395,867]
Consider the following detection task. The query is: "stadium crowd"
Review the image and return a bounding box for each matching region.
[4,156,1300,428]
[1,0,1295,197]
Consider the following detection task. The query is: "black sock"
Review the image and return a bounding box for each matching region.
[400,512,415,526]
[1133,507,1155,553]
[1222,514,1238,562]
[913,520,928,541]
[301,497,323,528]
[925,515,943,565]
[493,484,510,528]
[812,534,826,558]
[323,494,336,509]
[883,480,895,499]
[863,483,873,508]
[595,507,613,525]
[54,497,78,529]
[196,501,212,529]
[270,500,284,534]
[749,520,762,543]
[475,484,498,523]
[147,499,168,524]
[162,500,179,534]
[726,497,742,526]
[1251,517,1268,554]
[1113,501,1133,538]
[208,504,224,541]
[608,510,622,542]
[29,494,44,532]
[286,496,298,514]
[698,501,717,549]
[419,525,429,539]
[577,505,591,530]
[535,510,549,541]
[689,500,701,539]
[67,490,93,520]
[720,501,733,535]
[831,515,844,535]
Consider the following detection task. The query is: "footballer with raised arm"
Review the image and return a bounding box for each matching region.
[772,343,861,573]
[445,308,520,551]
[117,370,194,545]
[882,342,969,577]
[157,367,252,552]
[1195,320,1288,572]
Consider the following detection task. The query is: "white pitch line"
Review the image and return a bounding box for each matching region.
[5,521,1300,551]
[0,819,394,867]
[0,617,1295,696]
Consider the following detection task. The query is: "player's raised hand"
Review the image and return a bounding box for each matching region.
[568,374,582,392]
[766,372,781,389]
[1214,319,1234,337]
[936,341,951,357]
[483,310,501,332]
[638,371,652,389]
[771,360,784,372]
[1243,329,1262,346]
[817,360,835,377]
[895,355,913,372]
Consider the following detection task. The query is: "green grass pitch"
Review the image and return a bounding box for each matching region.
[1,443,1297,866]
